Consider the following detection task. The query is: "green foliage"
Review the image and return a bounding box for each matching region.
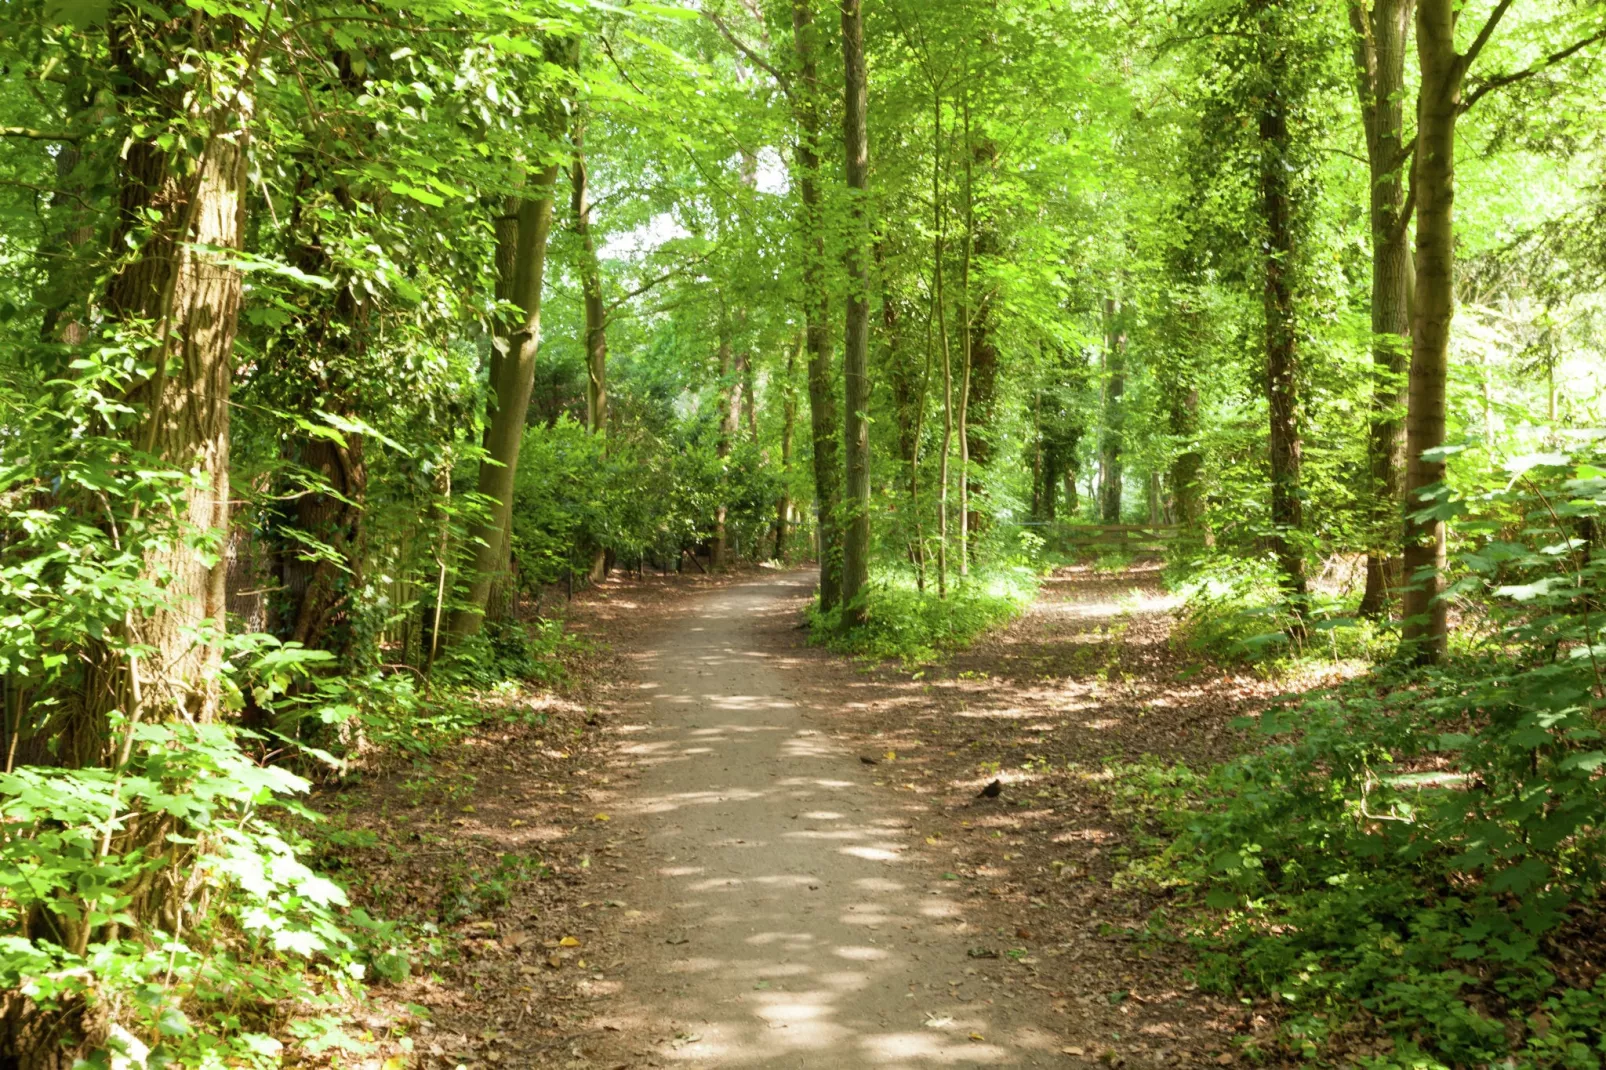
[810,564,1039,664]
[1169,552,1393,668]
[1137,449,1606,1065]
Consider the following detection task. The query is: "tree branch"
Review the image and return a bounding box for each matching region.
[1459,0,1517,74]
[703,8,791,95]
[0,126,79,140]
[604,250,715,315]
[1463,26,1606,110]
[1390,178,1417,246]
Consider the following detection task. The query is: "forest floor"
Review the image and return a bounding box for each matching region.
[319,563,1319,1069]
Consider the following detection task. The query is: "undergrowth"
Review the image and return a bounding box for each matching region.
[1,614,578,1068]
[1168,551,1394,671]
[1114,453,1606,1068]
[809,564,1040,663]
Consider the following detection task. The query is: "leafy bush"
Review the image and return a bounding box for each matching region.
[1170,552,1392,668]
[810,565,1039,663]
[1139,451,1606,1067]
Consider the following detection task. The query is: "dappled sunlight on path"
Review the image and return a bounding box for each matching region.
[595,573,1061,1067]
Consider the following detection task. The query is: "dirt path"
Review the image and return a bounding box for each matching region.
[590,570,1064,1066]
[342,565,1305,1068]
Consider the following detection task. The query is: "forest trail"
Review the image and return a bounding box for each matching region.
[590,570,1064,1067]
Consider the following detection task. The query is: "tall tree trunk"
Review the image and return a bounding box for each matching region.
[94,37,249,739]
[839,0,872,626]
[448,165,561,640]
[962,132,998,548]
[570,54,611,584]
[270,158,371,663]
[1351,0,1415,619]
[1259,16,1310,613]
[791,0,843,610]
[1099,298,1125,523]
[712,308,737,569]
[1402,0,1470,662]
[776,331,801,558]
[573,107,608,440]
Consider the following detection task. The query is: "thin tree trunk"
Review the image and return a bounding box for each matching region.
[713,306,736,569]
[1099,298,1124,523]
[961,109,997,550]
[448,164,561,640]
[932,85,952,598]
[1351,0,1414,619]
[839,0,872,626]
[776,331,801,558]
[957,89,976,577]
[573,105,608,440]
[791,0,843,611]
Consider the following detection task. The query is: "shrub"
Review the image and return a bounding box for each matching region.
[810,565,1039,664]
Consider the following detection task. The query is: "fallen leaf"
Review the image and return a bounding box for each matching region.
[559,936,581,947]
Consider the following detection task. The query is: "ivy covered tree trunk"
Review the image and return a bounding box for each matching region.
[6,12,252,1062]
[791,0,843,610]
[270,158,370,663]
[1170,386,1205,533]
[1258,7,1310,611]
[448,166,560,641]
[839,0,872,626]
[1350,0,1414,619]
[957,98,987,573]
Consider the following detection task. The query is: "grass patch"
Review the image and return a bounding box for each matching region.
[809,565,1039,664]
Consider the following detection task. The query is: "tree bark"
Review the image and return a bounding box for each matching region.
[1402,0,1463,662]
[448,165,561,640]
[573,107,608,440]
[712,306,737,569]
[791,0,843,611]
[1259,18,1310,612]
[1170,387,1204,532]
[1099,298,1125,523]
[839,0,872,626]
[1350,0,1414,619]
[96,56,248,738]
[776,331,802,558]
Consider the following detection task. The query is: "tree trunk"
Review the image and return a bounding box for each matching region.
[448,165,561,640]
[776,331,801,558]
[1099,298,1124,523]
[1351,0,1415,619]
[839,0,872,626]
[97,70,248,738]
[573,107,608,440]
[712,308,737,569]
[962,133,998,545]
[1402,0,1462,662]
[1170,387,1204,532]
[1259,24,1309,611]
[791,0,843,611]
